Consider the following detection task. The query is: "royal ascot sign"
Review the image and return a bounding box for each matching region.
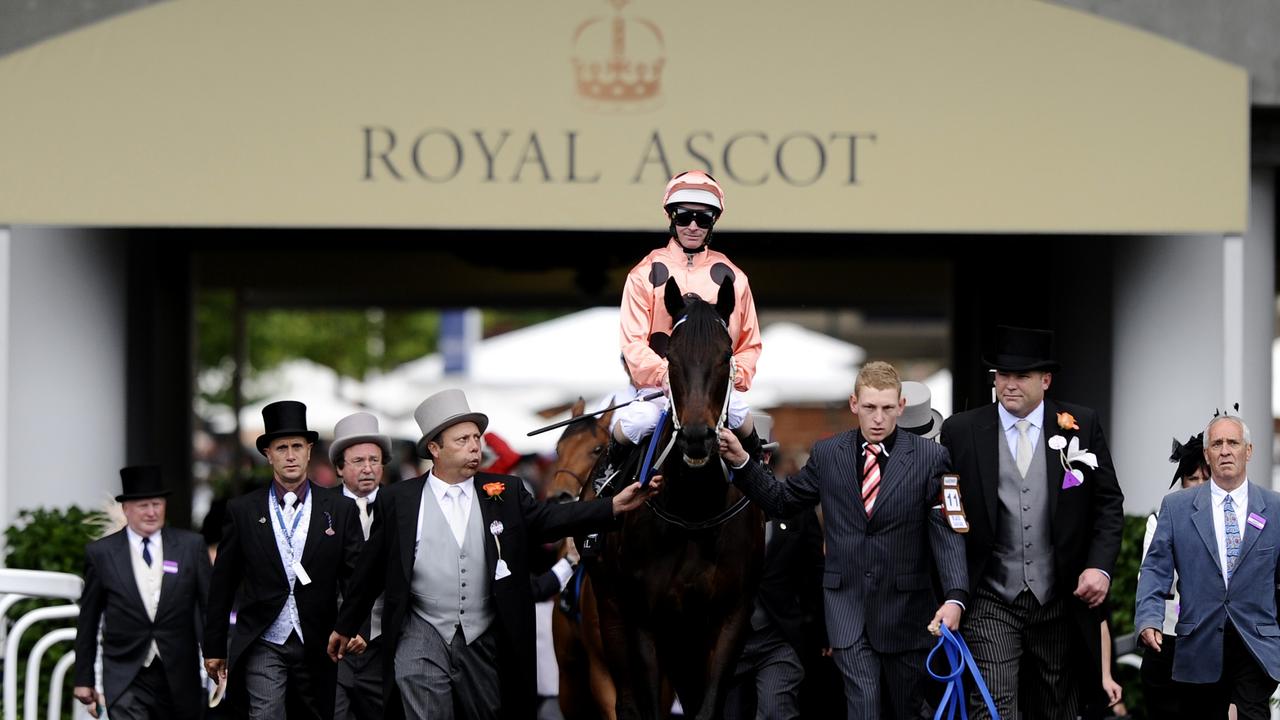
[0,0,1247,233]
[359,127,875,187]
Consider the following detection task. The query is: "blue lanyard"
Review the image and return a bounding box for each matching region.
[271,487,305,548]
[926,624,1000,720]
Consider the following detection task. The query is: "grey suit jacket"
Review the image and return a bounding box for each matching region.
[735,429,968,653]
[1136,480,1280,683]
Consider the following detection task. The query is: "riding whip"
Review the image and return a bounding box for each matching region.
[526,390,665,436]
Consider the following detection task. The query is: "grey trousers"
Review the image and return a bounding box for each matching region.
[395,613,501,720]
[335,638,384,720]
[723,624,804,720]
[832,634,928,720]
[109,661,177,720]
[242,633,324,720]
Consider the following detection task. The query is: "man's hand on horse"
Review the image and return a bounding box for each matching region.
[717,428,750,467]
[612,479,662,515]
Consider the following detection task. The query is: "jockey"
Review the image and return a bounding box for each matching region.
[612,169,763,455]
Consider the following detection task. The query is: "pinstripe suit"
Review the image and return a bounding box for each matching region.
[734,428,968,719]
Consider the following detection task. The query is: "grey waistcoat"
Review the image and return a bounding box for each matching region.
[411,486,494,644]
[986,426,1056,604]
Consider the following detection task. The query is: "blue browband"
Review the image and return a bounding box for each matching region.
[926,624,1000,720]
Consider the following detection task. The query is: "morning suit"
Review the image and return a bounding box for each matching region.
[335,488,385,720]
[334,471,619,720]
[733,428,968,719]
[74,527,211,720]
[1136,480,1280,717]
[940,399,1124,719]
[205,482,363,720]
[724,508,826,720]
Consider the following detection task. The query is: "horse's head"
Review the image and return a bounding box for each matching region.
[663,277,735,468]
[548,397,612,504]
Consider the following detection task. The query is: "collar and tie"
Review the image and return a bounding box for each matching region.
[355,496,373,540]
[444,485,468,546]
[862,443,885,515]
[1224,494,1242,581]
[1014,419,1033,478]
[141,536,153,567]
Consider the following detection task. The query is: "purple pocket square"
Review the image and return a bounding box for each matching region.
[1061,469,1083,489]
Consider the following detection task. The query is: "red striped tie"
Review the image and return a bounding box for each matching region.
[862,444,882,515]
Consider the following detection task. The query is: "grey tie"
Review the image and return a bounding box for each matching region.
[1015,419,1033,477]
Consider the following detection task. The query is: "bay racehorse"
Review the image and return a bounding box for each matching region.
[587,278,765,720]
[547,398,618,720]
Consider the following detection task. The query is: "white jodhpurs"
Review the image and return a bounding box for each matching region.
[612,387,749,444]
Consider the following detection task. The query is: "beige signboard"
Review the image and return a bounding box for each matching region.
[0,0,1248,232]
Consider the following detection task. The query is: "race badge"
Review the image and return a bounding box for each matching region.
[940,474,969,534]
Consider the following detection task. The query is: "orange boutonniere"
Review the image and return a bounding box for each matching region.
[482,481,505,501]
[1056,412,1079,431]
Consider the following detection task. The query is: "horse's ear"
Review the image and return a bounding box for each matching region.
[571,397,586,418]
[663,278,686,321]
[598,409,614,429]
[714,278,735,325]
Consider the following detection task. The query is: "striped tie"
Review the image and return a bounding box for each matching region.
[862,444,883,515]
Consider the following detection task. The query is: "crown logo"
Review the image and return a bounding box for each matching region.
[571,0,665,107]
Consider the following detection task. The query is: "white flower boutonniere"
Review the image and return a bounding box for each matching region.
[1049,434,1098,489]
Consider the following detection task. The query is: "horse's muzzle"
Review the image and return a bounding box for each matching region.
[679,424,717,467]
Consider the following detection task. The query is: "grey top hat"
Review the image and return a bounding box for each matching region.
[754,412,780,452]
[900,381,944,440]
[414,389,489,458]
[329,412,393,466]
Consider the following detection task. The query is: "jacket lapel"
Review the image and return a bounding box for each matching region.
[398,476,427,581]
[110,531,149,616]
[834,432,866,529]
[1233,482,1267,572]
[156,534,179,614]
[474,475,500,574]
[300,485,329,567]
[973,405,1001,533]
[1191,483,1223,576]
[251,487,290,587]
[871,432,913,524]
[1043,400,1065,522]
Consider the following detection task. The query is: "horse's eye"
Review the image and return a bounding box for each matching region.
[592,445,605,455]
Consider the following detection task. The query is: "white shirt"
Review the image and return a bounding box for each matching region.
[1210,479,1250,588]
[423,473,473,548]
[997,400,1044,461]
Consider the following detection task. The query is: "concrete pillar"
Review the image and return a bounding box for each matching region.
[1111,169,1275,514]
[5,227,126,533]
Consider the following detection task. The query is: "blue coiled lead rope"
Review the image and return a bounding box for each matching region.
[637,409,669,488]
[926,624,1000,720]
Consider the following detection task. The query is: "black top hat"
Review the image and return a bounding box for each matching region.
[983,325,1060,373]
[256,400,320,454]
[116,465,172,502]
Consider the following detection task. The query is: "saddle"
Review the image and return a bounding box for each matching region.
[577,438,646,561]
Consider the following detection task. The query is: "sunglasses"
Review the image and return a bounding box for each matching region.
[671,208,717,228]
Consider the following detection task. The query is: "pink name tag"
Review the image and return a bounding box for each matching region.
[162,560,179,574]
[1247,513,1267,530]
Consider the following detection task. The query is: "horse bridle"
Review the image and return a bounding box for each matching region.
[643,344,753,530]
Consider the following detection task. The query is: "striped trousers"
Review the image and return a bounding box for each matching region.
[963,586,1075,720]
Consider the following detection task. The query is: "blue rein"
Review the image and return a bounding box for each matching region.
[926,624,1000,720]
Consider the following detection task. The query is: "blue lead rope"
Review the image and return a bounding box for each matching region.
[637,409,669,488]
[926,624,1000,720]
